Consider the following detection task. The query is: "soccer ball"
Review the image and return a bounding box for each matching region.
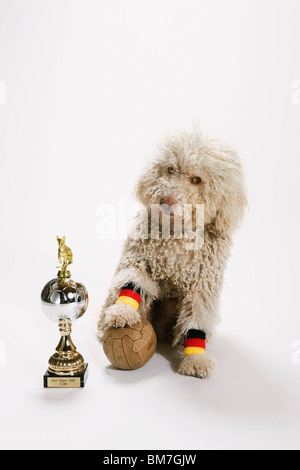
[102,319,157,370]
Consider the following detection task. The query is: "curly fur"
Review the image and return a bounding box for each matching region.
[98,127,247,378]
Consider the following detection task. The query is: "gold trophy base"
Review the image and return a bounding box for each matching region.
[43,318,88,388]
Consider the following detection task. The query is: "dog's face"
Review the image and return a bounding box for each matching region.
[135,129,247,233]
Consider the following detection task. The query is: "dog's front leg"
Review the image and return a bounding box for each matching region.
[100,282,142,330]
[173,293,219,379]
[97,267,159,339]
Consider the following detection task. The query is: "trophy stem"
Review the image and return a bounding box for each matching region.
[48,318,85,376]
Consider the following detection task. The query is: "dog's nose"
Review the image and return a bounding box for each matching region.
[160,194,177,208]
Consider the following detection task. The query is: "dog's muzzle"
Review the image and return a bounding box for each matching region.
[159,192,180,215]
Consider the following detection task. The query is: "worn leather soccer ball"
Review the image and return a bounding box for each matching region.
[102,319,157,370]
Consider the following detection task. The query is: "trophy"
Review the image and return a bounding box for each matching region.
[41,236,89,388]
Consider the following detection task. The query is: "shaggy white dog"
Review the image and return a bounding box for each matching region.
[98,128,247,378]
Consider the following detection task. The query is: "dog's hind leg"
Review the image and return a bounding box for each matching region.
[151,298,178,343]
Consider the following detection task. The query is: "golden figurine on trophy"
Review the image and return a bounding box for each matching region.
[41,236,89,388]
[56,235,73,280]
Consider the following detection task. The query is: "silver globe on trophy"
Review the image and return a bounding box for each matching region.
[41,236,89,388]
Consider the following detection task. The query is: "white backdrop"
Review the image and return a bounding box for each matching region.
[0,0,300,450]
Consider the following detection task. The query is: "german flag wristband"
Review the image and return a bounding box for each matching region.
[184,329,206,355]
[115,283,141,311]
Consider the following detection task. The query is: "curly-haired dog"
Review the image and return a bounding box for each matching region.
[98,128,247,378]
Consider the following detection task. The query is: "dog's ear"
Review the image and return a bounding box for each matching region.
[134,171,147,205]
[214,182,247,233]
[208,141,247,234]
[134,160,158,206]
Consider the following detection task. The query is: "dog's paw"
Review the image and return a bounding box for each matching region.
[102,303,142,329]
[178,353,217,379]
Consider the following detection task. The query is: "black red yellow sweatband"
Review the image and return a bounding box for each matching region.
[115,283,141,311]
[184,329,206,355]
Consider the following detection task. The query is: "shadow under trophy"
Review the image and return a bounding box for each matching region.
[41,236,89,388]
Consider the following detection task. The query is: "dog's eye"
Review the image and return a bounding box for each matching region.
[168,167,175,174]
[191,176,202,184]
